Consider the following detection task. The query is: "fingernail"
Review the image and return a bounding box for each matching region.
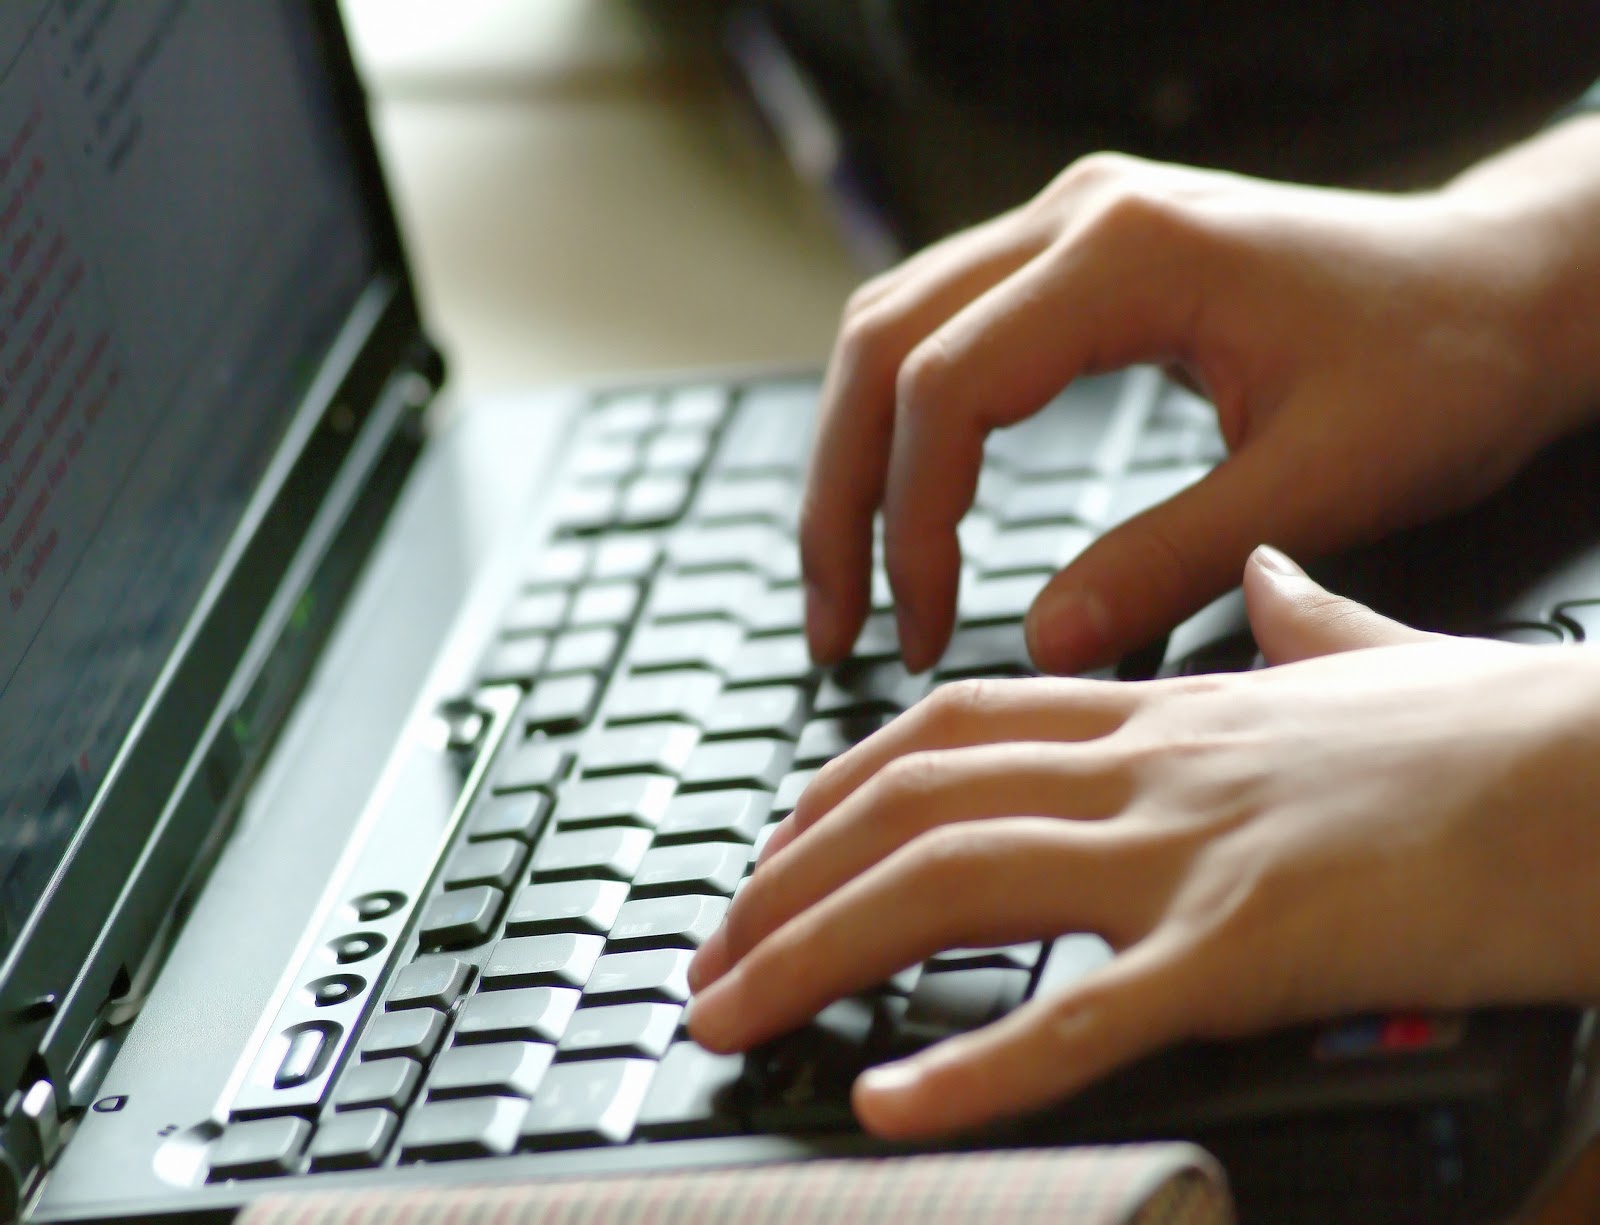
[805,581,840,663]
[894,602,926,671]
[1025,588,1108,673]
[860,1061,922,1097]
[1251,544,1305,578]
[684,976,740,1050]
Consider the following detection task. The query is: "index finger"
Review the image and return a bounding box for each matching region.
[882,226,1208,671]
[801,218,1046,665]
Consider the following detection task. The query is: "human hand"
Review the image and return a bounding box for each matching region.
[688,548,1600,1138]
[801,144,1600,674]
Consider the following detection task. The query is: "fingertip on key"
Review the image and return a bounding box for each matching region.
[683,973,743,1052]
[686,926,728,993]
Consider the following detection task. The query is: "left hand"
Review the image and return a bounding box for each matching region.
[686,547,1600,1139]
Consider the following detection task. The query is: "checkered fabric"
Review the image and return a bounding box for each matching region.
[238,1144,1233,1225]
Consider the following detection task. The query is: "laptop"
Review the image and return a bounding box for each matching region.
[7,4,1600,1223]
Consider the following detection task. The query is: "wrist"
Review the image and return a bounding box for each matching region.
[1436,116,1600,437]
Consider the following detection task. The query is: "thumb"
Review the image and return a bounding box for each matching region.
[1243,544,1436,665]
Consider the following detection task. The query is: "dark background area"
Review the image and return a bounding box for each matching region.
[636,1,1600,256]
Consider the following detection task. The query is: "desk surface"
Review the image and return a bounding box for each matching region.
[339,0,860,402]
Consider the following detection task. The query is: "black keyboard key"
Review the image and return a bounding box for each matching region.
[636,1042,746,1138]
[308,1108,397,1172]
[480,635,550,686]
[333,1057,421,1113]
[428,1041,555,1100]
[584,948,693,1004]
[482,933,605,991]
[670,524,798,583]
[418,885,505,951]
[399,1097,526,1161]
[989,379,1120,474]
[934,624,1034,679]
[649,573,764,623]
[443,839,527,891]
[547,629,621,675]
[725,635,815,687]
[519,1059,656,1148]
[631,844,746,898]
[573,438,638,480]
[712,382,816,476]
[469,790,553,841]
[1033,933,1114,999]
[505,879,628,937]
[679,739,790,792]
[593,392,661,437]
[643,429,712,473]
[694,475,797,526]
[581,724,699,777]
[557,775,676,831]
[387,956,472,1011]
[608,895,729,951]
[208,1116,311,1180]
[493,744,571,795]
[743,585,805,636]
[592,536,659,581]
[748,999,879,1132]
[523,673,602,734]
[793,713,890,767]
[503,590,568,636]
[979,526,1091,579]
[558,1002,682,1060]
[998,478,1096,529]
[702,686,806,740]
[455,987,580,1046]
[655,790,768,845]
[629,621,743,673]
[554,483,620,534]
[664,385,726,429]
[532,827,651,882]
[361,1008,446,1062]
[568,581,641,629]
[619,474,691,526]
[606,669,721,726]
[525,540,590,588]
[891,967,1031,1051]
[960,575,1050,627]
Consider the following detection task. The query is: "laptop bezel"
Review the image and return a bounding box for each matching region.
[0,0,436,1123]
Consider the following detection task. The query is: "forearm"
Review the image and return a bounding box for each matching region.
[1440,114,1600,426]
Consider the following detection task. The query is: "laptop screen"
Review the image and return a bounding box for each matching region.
[0,3,377,957]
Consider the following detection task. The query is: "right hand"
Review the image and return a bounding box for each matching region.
[799,148,1599,674]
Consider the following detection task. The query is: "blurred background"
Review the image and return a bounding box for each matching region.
[338,0,1600,401]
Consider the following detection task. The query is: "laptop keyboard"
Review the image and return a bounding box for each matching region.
[208,370,1230,1181]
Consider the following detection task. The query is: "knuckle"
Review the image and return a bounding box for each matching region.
[872,749,949,807]
[1047,150,1140,199]
[893,333,956,418]
[1080,186,1187,246]
[841,277,890,323]
[916,677,994,736]
[834,302,896,372]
